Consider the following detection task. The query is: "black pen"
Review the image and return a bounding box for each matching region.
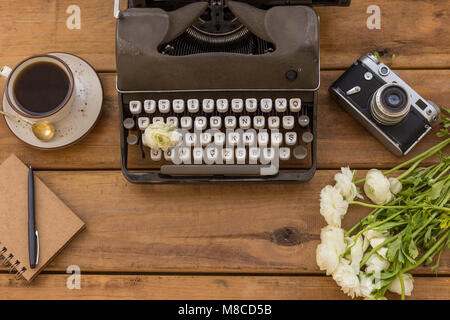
[28,166,39,269]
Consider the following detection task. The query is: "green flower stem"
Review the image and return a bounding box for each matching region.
[438,187,450,207]
[354,138,450,184]
[399,273,406,300]
[428,162,446,180]
[344,209,406,256]
[429,236,449,270]
[346,199,402,237]
[345,220,363,237]
[349,201,450,213]
[435,165,450,181]
[396,160,423,181]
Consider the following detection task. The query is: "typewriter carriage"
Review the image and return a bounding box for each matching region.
[116,1,320,92]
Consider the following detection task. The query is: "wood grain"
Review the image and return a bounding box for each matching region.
[0,274,447,300]
[0,70,448,170]
[0,170,447,274]
[0,0,449,300]
[0,0,448,71]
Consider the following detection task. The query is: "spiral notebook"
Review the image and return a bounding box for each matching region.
[0,154,85,281]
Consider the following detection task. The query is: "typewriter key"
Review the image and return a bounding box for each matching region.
[123,118,135,130]
[293,146,308,160]
[298,115,310,127]
[302,132,314,144]
[127,134,138,145]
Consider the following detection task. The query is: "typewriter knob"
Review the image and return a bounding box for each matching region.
[285,70,298,82]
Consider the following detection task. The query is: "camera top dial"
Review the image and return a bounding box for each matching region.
[371,83,411,126]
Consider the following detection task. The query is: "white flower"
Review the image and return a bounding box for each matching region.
[320,185,349,227]
[369,237,388,259]
[364,169,393,205]
[364,229,389,259]
[332,259,361,298]
[365,253,390,274]
[377,247,388,259]
[388,274,414,296]
[363,235,370,252]
[316,226,346,275]
[359,273,377,300]
[334,167,362,202]
[316,244,340,276]
[347,236,365,273]
[320,226,346,252]
[142,123,181,151]
[364,229,388,241]
[389,177,403,195]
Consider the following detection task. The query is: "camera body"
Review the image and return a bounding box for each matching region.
[329,54,440,156]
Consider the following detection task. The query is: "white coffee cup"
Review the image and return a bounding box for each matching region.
[1,54,75,123]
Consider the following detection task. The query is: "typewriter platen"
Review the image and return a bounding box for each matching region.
[115,0,350,183]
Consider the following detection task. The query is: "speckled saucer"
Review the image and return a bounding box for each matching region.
[2,52,103,149]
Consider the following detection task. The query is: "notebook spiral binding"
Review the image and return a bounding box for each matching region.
[0,245,27,280]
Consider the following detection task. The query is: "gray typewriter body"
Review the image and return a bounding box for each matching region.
[115,0,350,183]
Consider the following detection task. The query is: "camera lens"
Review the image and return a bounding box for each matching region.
[371,84,411,125]
[387,93,401,106]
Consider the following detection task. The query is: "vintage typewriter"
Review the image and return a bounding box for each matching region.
[115,0,350,183]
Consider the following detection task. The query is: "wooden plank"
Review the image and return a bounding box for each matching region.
[0,0,448,71]
[0,274,447,300]
[316,0,450,69]
[0,170,447,274]
[0,70,448,170]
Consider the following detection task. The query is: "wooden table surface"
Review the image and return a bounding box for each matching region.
[0,0,449,300]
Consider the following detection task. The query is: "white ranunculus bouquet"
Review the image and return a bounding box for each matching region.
[316,138,450,300]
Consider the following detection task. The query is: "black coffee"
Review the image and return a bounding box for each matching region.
[13,61,70,115]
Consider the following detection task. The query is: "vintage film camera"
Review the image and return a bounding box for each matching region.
[329,54,440,156]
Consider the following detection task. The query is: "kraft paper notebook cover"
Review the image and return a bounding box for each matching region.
[0,154,85,281]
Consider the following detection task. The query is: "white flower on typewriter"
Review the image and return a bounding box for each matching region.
[320,185,349,227]
[364,169,392,205]
[389,177,403,195]
[334,167,362,202]
[142,123,181,151]
[365,253,390,274]
[316,226,346,275]
[388,274,414,296]
[332,259,361,298]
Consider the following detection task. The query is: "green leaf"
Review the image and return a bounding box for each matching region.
[399,187,415,198]
[428,180,446,200]
[425,227,433,242]
[373,51,382,62]
[408,240,419,259]
[401,245,416,264]
[387,236,402,262]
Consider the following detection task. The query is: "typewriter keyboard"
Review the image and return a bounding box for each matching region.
[122,96,314,176]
